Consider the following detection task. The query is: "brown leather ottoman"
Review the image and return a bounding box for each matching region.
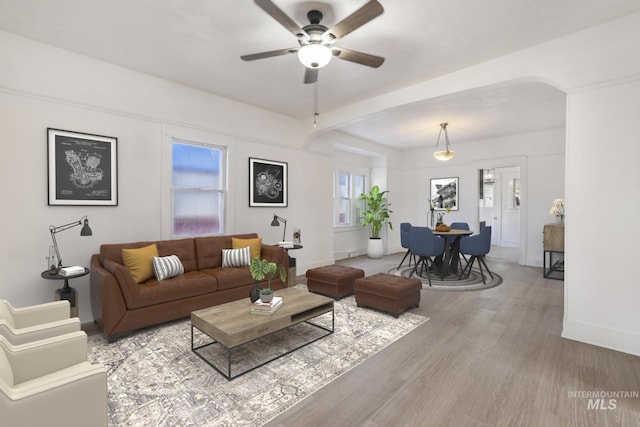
[306,265,365,300]
[354,273,421,317]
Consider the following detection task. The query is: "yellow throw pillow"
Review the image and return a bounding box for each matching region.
[232,237,262,260]
[122,244,159,283]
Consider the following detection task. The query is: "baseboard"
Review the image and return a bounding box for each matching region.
[334,249,367,260]
[562,319,640,356]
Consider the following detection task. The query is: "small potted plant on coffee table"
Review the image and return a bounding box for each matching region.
[249,257,287,303]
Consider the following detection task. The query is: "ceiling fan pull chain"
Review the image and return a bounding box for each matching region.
[313,81,319,127]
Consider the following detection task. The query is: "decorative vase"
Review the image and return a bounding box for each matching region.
[259,292,274,303]
[249,283,261,303]
[556,215,564,224]
[367,238,384,259]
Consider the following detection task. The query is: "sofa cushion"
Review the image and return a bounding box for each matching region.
[156,238,197,272]
[201,267,255,291]
[232,237,262,259]
[152,255,184,280]
[122,244,159,283]
[134,271,217,309]
[222,247,251,267]
[194,233,258,270]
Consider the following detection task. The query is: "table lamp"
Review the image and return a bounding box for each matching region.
[270,213,287,242]
[49,215,92,274]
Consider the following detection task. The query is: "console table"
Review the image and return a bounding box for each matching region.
[543,223,564,280]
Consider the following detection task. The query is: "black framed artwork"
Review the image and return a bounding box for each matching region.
[47,128,118,206]
[430,177,459,211]
[249,157,287,207]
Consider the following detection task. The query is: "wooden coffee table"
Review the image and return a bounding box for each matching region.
[191,287,334,380]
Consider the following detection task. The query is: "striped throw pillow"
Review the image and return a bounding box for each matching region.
[222,246,251,267]
[152,255,184,280]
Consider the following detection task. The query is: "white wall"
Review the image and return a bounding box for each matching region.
[562,77,640,355]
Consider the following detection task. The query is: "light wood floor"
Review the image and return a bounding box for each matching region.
[266,252,640,427]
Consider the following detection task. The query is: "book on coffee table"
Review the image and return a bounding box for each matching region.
[251,296,283,315]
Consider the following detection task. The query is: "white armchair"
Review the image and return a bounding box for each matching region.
[0,331,107,427]
[0,299,80,345]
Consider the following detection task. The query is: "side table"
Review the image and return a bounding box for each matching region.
[543,224,564,280]
[40,268,90,317]
[277,244,303,287]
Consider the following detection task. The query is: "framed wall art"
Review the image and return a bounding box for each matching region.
[47,128,118,206]
[430,177,459,211]
[249,157,287,207]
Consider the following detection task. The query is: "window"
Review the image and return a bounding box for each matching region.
[335,170,366,226]
[172,140,226,236]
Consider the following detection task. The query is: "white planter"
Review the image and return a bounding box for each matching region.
[367,238,384,259]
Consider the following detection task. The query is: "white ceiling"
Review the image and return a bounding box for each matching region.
[1,0,639,150]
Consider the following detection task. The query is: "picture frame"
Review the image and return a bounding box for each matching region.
[249,157,287,207]
[47,128,118,206]
[430,177,459,211]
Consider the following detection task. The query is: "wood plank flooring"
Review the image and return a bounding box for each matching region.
[266,251,640,427]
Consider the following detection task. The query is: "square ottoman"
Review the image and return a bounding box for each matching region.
[354,273,421,317]
[306,265,365,300]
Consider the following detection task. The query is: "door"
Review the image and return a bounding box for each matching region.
[499,168,520,247]
[478,167,520,247]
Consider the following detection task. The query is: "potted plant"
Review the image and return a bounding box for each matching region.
[360,185,393,258]
[249,257,287,303]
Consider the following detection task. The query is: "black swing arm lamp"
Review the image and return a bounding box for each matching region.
[49,215,92,270]
[270,213,287,242]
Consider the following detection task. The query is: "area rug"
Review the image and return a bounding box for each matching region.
[391,265,503,291]
[87,285,427,427]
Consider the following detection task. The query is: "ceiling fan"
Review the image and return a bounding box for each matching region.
[241,0,385,84]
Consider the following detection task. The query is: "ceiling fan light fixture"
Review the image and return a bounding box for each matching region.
[298,44,332,69]
[433,122,456,161]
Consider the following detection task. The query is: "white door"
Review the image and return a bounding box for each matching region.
[499,168,520,247]
[478,167,520,247]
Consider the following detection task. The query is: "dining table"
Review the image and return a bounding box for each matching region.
[431,229,474,278]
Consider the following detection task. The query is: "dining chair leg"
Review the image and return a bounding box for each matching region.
[477,256,487,284]
[424,258,433,287]
[458,256,476,280]
[478,256,494,280]
[397,249,411,270]
[410,257,424,277]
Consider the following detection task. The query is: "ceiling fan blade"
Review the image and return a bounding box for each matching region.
[304,68,318,84]
[254,0,308,40]
[323,0,384,42]
[332,47,385,68]
[241,48,298,61]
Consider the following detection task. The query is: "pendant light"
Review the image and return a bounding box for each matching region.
[433,122,456,161]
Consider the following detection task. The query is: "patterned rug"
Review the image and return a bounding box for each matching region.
[88,285,427,426]
[392,264,503,291]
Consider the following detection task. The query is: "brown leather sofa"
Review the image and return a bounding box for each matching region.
[90,233,288,342]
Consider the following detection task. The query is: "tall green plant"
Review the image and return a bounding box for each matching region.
[360,185,393,238]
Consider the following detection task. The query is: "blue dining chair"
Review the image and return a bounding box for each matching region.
[409,226,445,286]
[397,222,414,270]
[458,226,494,284]
[449,222,471,267]
[450,222,470,230]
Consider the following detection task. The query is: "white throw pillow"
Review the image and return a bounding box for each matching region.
[152,255,185,280]
[222,246,251,267]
